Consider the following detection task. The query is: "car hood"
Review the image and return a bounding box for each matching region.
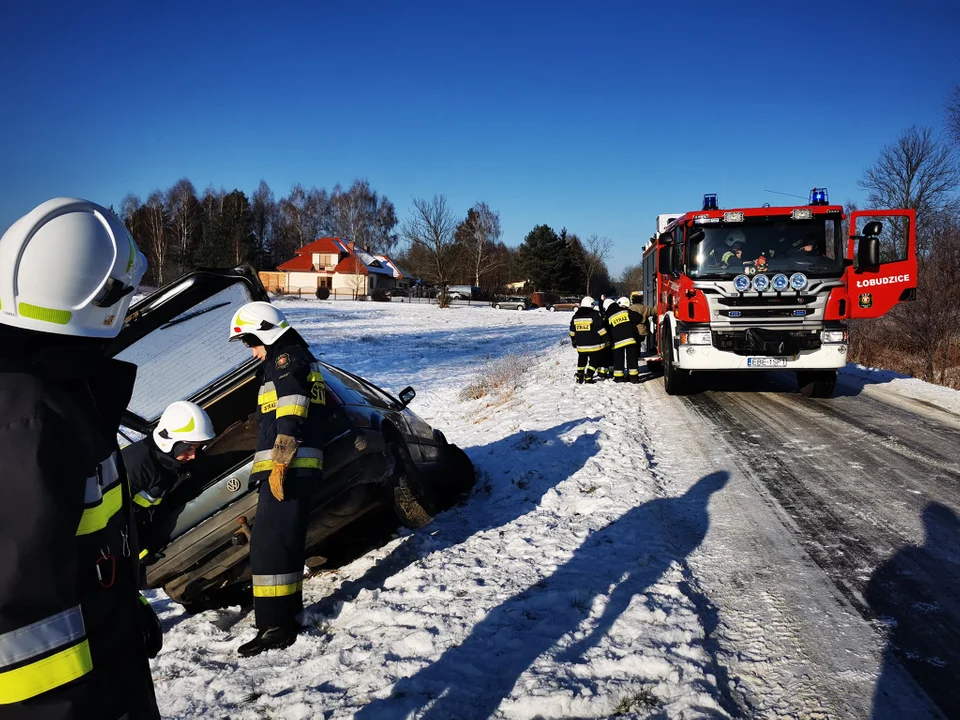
[107,265,269,432]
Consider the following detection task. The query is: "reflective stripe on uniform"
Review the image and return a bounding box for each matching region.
[252,572,303,598]
[613,338,637,349]
[628,369,640,376]
[258,382,277,406]
[576,344,606,353]
[276,394,309,419]
[0,606,92,703]
[77,454,124,536]
[133,490,162,508]
[307,363,324,383]
[613,370,625,377]
[597,327,608,336]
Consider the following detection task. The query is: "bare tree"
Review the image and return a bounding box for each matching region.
[251,180,276,267]
[330,179,398,253]
[402,195,459,307]
[858,125,960,255]
[946,84,960,146]
[576,234,614,296]
[142,191,171,286]
[166,178,199,275]
[454,202,503,288]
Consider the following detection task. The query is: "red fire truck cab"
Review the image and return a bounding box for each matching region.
[641,189,917,398]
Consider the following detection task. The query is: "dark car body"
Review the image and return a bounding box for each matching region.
[491,296,535,311]
[109,266,474,608]
[547,296,581,312]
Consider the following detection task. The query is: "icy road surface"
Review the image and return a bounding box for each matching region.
[146,299,957,719]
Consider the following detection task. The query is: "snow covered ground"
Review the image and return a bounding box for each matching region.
[145,298,957,719]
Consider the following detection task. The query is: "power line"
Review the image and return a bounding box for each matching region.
[763,189,807,200]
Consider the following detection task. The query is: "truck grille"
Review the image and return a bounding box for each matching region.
[713,328,821,357]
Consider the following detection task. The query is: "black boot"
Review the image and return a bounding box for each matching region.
[628,375,640,384]
[238,624,300,657]
[614,376,626,383]
[576,371,584,384]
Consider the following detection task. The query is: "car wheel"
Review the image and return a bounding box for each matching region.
[388,442,435,529]
[432,444,476,511]
[495,303,501,309]
[549,306,556,312]
[517,304,524,311]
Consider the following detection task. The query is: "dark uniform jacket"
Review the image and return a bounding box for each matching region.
[605,305,641,349]
[251,341,330,485]
[122,437,182,511]
[569,307,608,353]
[0,351,159,720]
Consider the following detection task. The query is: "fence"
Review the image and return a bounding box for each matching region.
[270,287,493,307]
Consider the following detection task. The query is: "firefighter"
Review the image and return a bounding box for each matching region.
[0,198,161,719]
[228,301,331,656]
[593,297,618,380]
[721,231,747,266]
[606,297,642,382]
[122,401,216,560]
[569,296,609,384]
[628,294,658,357]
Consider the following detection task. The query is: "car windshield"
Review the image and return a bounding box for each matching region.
[689,217,844,279]
[115,282,255,422]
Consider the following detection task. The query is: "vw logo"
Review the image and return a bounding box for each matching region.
[226,477,242,493]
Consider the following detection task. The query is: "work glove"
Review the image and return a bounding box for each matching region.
[269,434,300,501]
[138,594,163,659]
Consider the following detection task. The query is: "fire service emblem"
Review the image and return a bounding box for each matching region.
[858,293,873,309]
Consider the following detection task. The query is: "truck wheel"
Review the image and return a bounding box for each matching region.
[797,370,837,398]
[388,443,435,529]
[432,444,476,511]
[662,325,692,395]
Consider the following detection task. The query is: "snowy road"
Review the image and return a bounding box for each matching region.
[147,300,960,719]
[675,371,960,718]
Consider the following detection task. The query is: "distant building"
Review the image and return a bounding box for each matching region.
[261,237,412,296]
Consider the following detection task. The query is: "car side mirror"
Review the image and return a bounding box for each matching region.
[398,386,416,408]
[856,237,880,271]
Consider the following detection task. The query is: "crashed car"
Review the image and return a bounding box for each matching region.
[108,265,475,610]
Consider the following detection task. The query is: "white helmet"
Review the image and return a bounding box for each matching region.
[153,401,216,454]
[580,296,595,308]
[602,298,615,311]
[228,301,292,346]
[0,198,147,337]
[725,230,747,247]
[617,296,630,308]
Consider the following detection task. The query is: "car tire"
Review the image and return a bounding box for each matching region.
[517,304,524,311]
[432,444,476,511]
[549,306,556,312]
[388,442,435,529]
[495,303,501,309]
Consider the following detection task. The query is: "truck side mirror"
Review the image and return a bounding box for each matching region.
[658,246,673,275]
[857,237,880,270]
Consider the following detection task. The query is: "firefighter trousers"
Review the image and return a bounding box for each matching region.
[576,350,604,380]
[593,347,613,378]
[613,342,639,379]
[250,472,317,628]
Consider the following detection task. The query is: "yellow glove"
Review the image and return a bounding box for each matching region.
[268,463,287,501]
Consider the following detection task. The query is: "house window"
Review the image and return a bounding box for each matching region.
[318,277,331,289]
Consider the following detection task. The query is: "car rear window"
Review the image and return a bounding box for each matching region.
[115,282,255,422]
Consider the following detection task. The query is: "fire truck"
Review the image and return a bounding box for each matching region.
[641,189,917,398]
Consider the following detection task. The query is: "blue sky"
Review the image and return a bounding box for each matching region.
[1,0,957,275]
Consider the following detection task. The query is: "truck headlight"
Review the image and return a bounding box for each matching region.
[821,330,848,343]
[680,331,712,345]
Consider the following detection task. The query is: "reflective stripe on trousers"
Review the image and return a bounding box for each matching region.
[252,571,303,598]
[0,606,92,703]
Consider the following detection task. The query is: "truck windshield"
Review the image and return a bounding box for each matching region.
[689,218,844,279]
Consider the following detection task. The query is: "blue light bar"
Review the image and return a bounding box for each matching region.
[809,187,829,206]
[702,193,718,211]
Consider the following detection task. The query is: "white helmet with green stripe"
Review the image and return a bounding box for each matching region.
[153,401,216,454]
[0,198,147,337]
[228,301,292,346]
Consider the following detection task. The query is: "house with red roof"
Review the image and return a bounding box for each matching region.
[267,237,411,297]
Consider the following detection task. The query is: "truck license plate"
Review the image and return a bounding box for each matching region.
[747,357,787,368]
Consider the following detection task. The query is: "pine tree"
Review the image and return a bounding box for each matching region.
[518,224,565,291]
